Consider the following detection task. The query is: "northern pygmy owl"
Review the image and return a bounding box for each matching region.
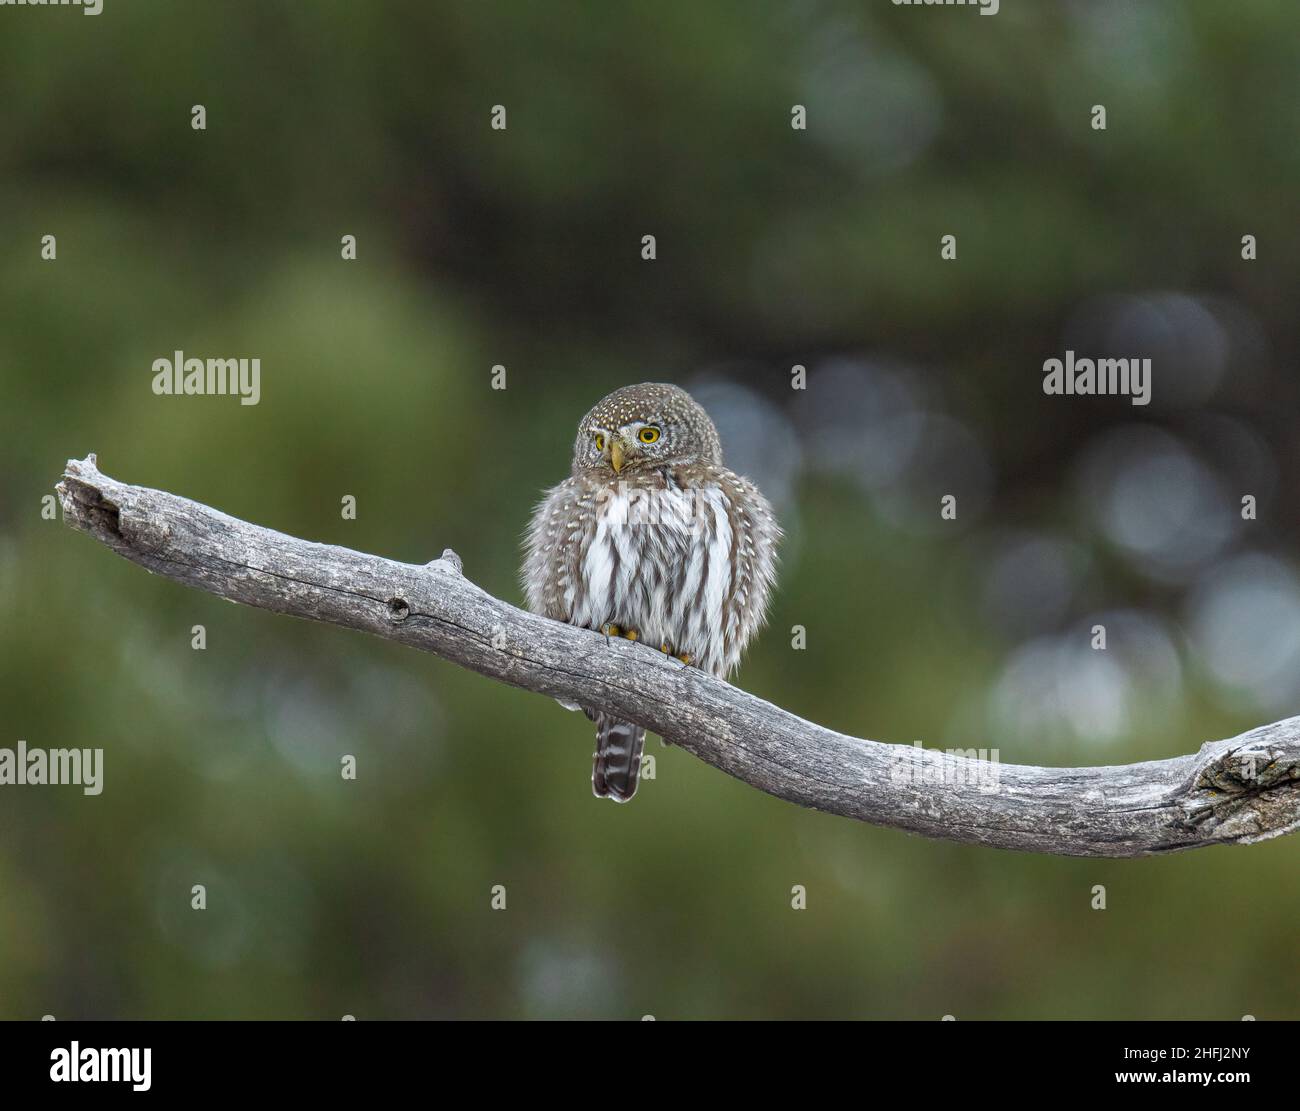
[522,382,780,801]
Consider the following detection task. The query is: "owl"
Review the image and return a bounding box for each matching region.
[522,382,780,802]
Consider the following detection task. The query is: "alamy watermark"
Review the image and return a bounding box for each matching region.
[890,740,1002,791]
[152,350,261,406]
[50,1043,150,1091]
[892,0,999,15]
[0,0,102,14]
[592,481,721,533]
[1043,350,1151,407]
[0,741,103,795]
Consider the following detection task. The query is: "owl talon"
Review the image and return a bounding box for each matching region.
[623,628,639,642]
[659,641,692,667]
[601,623,622,640]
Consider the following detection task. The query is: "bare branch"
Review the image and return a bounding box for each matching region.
[55,455,1300,857]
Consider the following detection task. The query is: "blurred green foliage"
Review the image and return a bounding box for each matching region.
[1,1,1297,1019]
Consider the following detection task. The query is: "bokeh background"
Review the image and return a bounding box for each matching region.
[2,0,1298,1019]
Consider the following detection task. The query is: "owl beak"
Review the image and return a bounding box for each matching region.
[609,437,625,474]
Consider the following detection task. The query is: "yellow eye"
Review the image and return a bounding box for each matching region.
[639,427,660,444]
[594,434,605,451]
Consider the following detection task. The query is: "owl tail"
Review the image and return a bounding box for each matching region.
[590,712,646,802]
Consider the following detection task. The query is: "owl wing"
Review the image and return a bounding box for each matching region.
[521,476,589,622]
[716,469,781,676]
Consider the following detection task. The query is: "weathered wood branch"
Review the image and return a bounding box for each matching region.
[55,454,1300,857]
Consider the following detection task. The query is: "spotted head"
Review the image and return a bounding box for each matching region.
[571,382,722,477]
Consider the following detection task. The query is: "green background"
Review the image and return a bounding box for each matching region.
[2,1,1297,1019]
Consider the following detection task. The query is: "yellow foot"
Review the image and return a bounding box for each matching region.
[602,623,640,642]
[659,641,691,666]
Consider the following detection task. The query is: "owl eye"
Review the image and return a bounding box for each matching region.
[638,427,660,444]
[594,433,605,451]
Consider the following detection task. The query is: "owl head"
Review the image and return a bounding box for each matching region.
[572,382,722,477]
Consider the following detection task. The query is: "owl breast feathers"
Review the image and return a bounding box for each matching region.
[521,382,780,679]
